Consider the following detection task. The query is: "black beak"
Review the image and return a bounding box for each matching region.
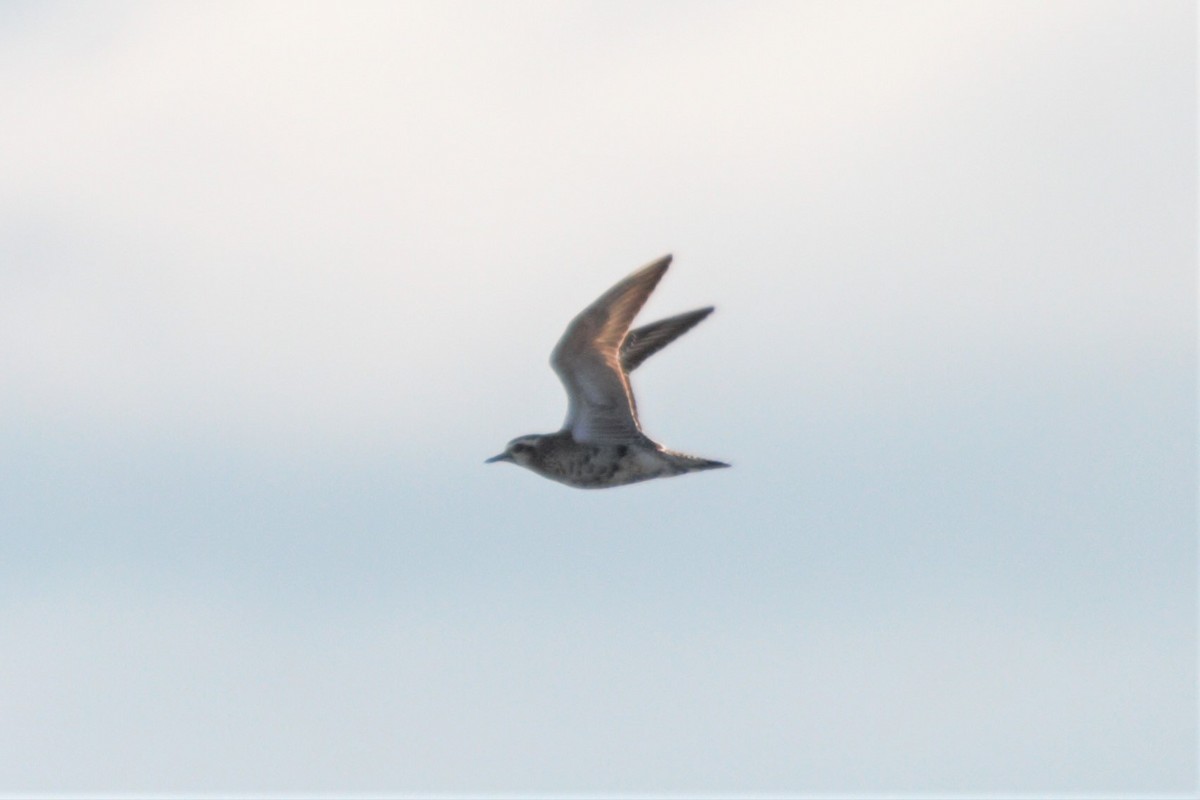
[484,452,513,464]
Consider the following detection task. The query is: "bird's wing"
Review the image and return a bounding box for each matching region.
[551,255,671,444]
[620,306,714,373]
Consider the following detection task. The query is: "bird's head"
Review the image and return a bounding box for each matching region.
[484,434,544,468]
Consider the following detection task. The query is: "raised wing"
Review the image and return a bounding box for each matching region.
[620,307,714,373]
[551,255,671,443]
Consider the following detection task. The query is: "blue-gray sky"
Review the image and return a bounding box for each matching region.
[1,1,1195,796]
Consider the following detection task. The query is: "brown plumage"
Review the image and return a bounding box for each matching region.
[486,255,728,489]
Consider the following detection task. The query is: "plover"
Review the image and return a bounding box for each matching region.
[486,254,729,489]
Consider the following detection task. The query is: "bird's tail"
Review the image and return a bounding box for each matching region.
[664,449,730,473]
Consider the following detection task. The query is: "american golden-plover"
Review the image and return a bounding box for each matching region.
[486,255,728,488]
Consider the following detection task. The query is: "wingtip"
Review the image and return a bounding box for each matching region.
[622,254,672,296]
[625,254,672,285]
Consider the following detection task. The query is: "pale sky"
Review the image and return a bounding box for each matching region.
[0,2,1195,796]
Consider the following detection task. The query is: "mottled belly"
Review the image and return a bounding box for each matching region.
[553,446,672,489]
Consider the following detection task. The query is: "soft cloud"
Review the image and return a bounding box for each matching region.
[1,2,1189,445]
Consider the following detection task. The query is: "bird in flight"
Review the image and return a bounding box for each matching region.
[486,254,728,489]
